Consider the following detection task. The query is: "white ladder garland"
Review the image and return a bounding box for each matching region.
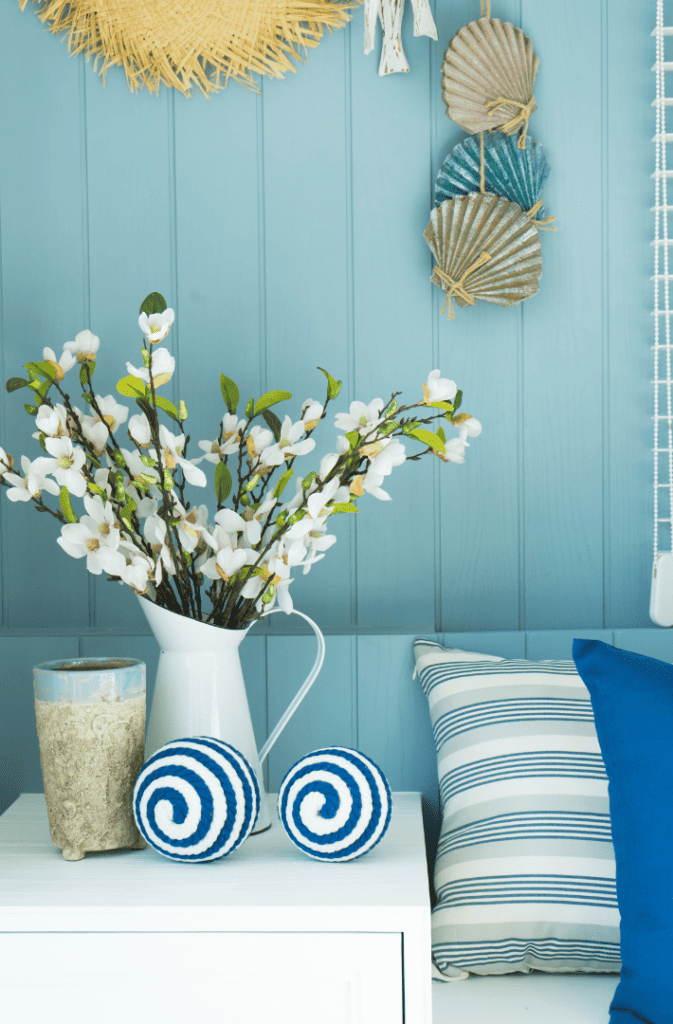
[650,0,673,624]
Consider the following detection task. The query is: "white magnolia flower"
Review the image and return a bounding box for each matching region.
[81,493,122,548]
[335,398,385,437]
[245,426,275,469]
[423,369,457,405]
[119,554,154,595]
[362,468,392,502]
[301,399,323,432]
[178,503,210,553]
[119,447,160,486]
[3,455,60,502]
[126,347,175,387]
[285,478,340,541]
[157,424,207,487]
[32,403,68,440]
[63,330,100,363]
[42,346,76,380]
[261,417,315,468]
[436,437,467,464]
[241,555,293,614]
[138,308,174,345]
[128,412,153,448]
[211,507,247,538]
[93,467,113,497]
[319,452,339,481]
[81,397,128,454]
[32,437,88,497]
[56,521,126,576]
[143,516,175,583]
[300,526,337,575]
[457,416,482,442]
[201,546,248,583]
[363,438,406,478]
[0,447,12,475]
[241,495,277,546]
[197,414,245,463]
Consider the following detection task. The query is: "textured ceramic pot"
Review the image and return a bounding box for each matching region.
[33,656,146,860]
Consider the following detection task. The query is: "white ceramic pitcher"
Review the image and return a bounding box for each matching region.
[137,595,325,833]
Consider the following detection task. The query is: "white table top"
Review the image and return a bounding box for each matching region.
[0,792,430,933]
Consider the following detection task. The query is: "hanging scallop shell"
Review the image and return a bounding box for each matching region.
[435,133,550,218]
[424,193,542,317]
[441,19,539,140]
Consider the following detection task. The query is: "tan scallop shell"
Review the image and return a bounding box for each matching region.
[441,18,539,136]
[424,193,542,315]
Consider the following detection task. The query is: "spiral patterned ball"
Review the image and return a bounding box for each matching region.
[133,736,260,861]
[278,747,392,861]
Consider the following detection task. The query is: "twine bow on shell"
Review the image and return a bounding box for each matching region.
[485,95,536,149]
[526,198,557,231]
[432,251,492,319]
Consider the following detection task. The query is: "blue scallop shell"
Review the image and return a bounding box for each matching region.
[435,133,551,218]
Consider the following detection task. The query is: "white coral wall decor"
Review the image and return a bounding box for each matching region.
[364,0,438,76]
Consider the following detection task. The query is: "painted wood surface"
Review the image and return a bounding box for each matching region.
[0,0,656,635]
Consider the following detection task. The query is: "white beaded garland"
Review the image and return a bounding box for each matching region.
[133,736,260,861]
[278,747,392,861]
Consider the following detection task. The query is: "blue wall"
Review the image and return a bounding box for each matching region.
[0,1,659,826]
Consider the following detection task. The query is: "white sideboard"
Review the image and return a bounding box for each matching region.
[0,790,431,1024]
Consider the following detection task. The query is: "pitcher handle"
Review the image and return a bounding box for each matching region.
[248,609,326,765]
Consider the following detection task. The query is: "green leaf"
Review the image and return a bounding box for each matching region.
[274,511,288,529]
[436,425,446,444]
[112,449,127,468]
[117,375,147,399]
[154,395,179,421]
[59,486,79,523]
[329,502,359,514]
[429,400,453,412]
[302,471,317,490]
[262,408,282,441]
[139,292,167,316]
[38,432,48,453]
[379,421,398,435]
[5,377,30,393]
[215,462,232,504]
[452,390,462,414]
[345,430,360,451]
[163,469,174,491]
[87,482,108,499]
[140,454,156,468]
[220,374,240,415]
[119,496,137,527]
[317,367,342,399]
[401,421,421,434]
[385,399,398,418]
[24,361,57,382]
[178,400,188,421]
[79,362,95,388]
[410,428,445,454]
[254,390,292,416]
[23,403,37,415]
[81,393,92,404]
[245,397,255,418]
[272,467,294,498]
[245,473,260,492]
[262,585,275,605]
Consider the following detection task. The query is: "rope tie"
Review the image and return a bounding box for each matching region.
[485,95,536,149]
[479,131,485,193]
[527,198,557,231]
[433,250,492,318]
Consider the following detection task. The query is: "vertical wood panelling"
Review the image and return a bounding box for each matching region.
[261,29,355,630]
[349,9,437,631]
[434,0,525,634]
[0,3,89,629]
[84,67,174,632]
[520,0,604,629]
[526,629,612,662]
[606,2,653,627]
[438,630,526,660]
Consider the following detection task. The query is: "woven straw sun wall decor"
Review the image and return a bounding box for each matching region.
[425,0,556,321]
[18,0,361,96]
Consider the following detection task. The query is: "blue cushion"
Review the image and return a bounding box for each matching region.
[572,639,673,1024]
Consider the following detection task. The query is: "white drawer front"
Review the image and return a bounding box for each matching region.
[0,931,402,1024]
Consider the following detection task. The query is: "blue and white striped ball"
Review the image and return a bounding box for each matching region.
[278,747,392,861]
[133,737,260,862]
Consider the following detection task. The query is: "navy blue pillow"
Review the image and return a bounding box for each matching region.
[572,639,673,1024]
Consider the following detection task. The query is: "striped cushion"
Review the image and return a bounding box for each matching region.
[415,639,621,978]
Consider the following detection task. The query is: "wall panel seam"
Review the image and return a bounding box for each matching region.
[601,0,610,628]
[429,2,442,634]
[257,88,268,396]
[80,59,94,629]
[167,90,180,416]
[344,22,357,627]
